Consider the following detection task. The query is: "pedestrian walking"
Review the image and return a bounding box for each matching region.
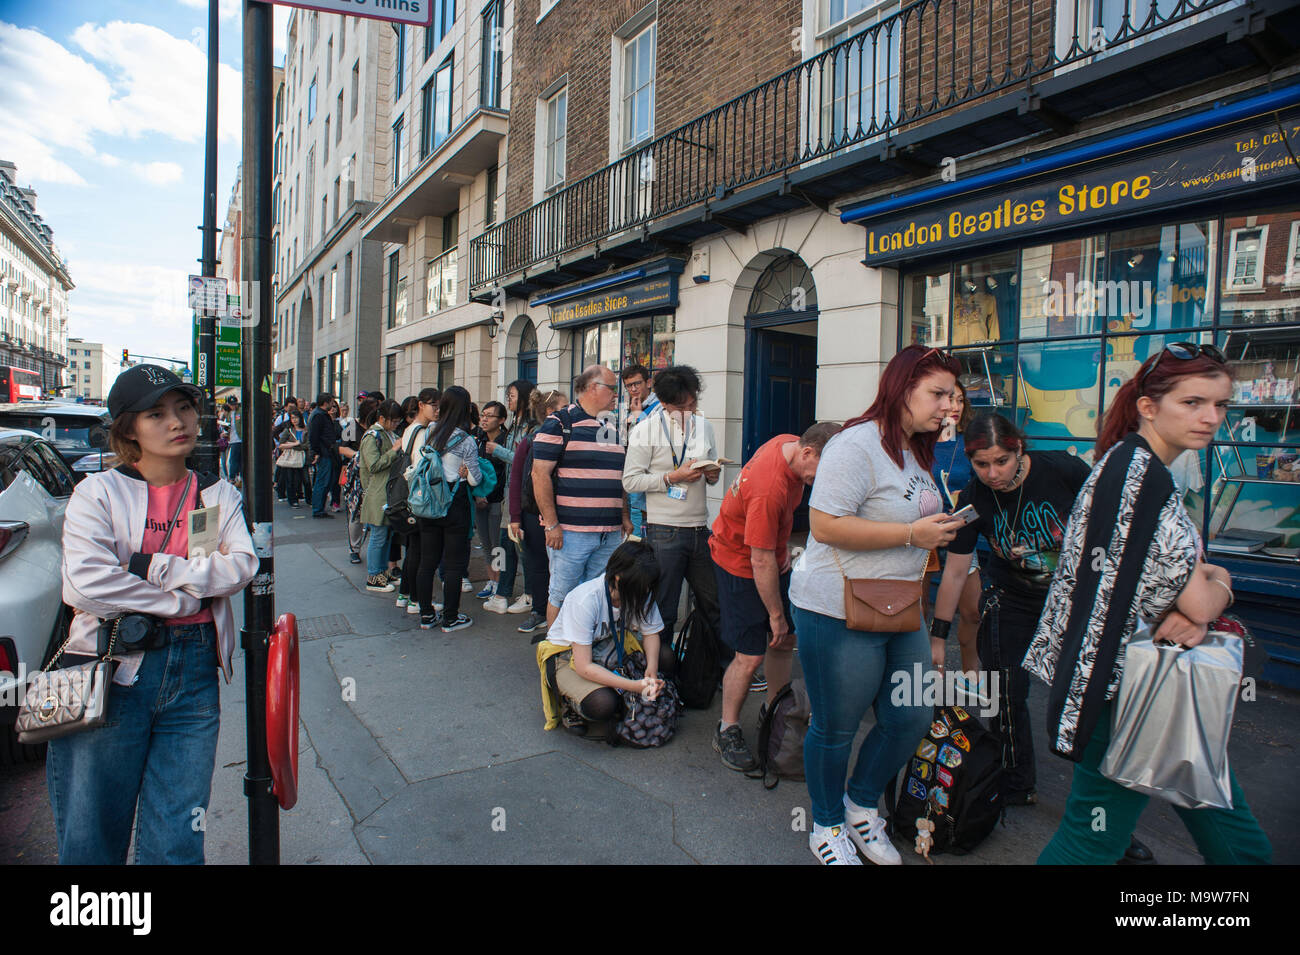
[276,409,307,507]
[307,391,337,518]
[1026,343,1272,865]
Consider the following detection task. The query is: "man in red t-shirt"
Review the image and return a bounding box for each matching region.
[708,421,841,772]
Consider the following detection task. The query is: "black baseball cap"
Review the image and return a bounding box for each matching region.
[107,364,202,419]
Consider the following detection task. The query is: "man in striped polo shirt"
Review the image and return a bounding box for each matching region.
[533,364,632,627]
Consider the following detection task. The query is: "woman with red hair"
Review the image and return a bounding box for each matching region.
[790,344,964,865]
[1025,342,1271,864]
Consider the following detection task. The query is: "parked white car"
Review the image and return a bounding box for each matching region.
[0,428,74,764]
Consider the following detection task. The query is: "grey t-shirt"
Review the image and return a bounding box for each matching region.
[789,420,943,620]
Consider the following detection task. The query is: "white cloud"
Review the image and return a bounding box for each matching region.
[0,22,117,185]
[71,21,242,144]
[98,153,123,168]
[0,19,241,187]
[132,161,184,185]
[176,0,242,19]
[69,260,197,361]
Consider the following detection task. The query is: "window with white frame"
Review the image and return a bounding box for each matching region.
[308,75,317,122]
[1227,226,1268,290]
[544,88,567,192]
[622,22,656,152]
[330,266,338,322]
[818,0,901,151]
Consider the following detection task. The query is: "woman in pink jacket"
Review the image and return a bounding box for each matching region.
[50,365,257,864]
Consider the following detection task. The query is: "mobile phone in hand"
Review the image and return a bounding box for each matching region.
[947,504,979,525]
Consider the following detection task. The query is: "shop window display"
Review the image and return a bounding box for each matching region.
[902,203,1300,565]
[1104,221,1213,332]
[902,270,949,347]
[952,251,1017,345]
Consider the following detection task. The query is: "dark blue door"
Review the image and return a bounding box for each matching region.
[744,327,818,529]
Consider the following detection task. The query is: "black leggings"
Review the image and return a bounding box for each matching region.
[282,468,304,505]
[520,513,550,610]
[416,486,471,617]
[980,587,1044,800]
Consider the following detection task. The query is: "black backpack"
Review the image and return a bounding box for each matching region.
[384,423,427,535]
[520,409,573,515]
[885,704,1003,855]
[672,606,720,710]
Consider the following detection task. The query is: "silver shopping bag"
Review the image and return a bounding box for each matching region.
[1099,622,1243,810]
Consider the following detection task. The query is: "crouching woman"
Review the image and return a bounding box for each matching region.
[536,539,677,735]
[50,365,258,864]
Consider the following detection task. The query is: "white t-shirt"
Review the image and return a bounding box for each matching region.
[789,420,943,620]
[546,574,665,663]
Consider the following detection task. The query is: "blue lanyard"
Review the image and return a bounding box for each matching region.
[658,412,692,469]
[605,584,627,668]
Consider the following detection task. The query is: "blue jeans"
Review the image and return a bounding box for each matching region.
[311,456,335,515]
[365,522,391,576]
[46,622,221,865]
[222,442,242,482]
[546,529,623,609]
[793,606,933,828]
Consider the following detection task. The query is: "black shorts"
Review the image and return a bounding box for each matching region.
[713,564,794,657]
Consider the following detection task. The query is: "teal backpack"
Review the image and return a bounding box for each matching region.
[406,434,464,520]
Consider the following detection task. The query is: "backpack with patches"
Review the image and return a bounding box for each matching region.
[384,424,426,535]
[885,704,1003,855]
[746,679,811,789]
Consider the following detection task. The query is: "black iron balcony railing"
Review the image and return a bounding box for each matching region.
[470,0,1241,290]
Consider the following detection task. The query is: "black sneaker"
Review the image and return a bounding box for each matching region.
[419,613,440,630]
[349,551,362,564]
[441,613,473,633]
[713,723,758,772]
[312,511,334,519]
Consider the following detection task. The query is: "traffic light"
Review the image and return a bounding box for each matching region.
[122,348,129,366]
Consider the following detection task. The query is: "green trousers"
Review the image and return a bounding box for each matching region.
[1038,702,1272,865]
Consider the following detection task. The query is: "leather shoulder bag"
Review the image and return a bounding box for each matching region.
[832,548,928,633]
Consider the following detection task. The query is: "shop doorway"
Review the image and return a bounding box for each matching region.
[743,254,818,529]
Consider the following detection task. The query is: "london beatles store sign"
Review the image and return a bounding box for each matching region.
[270,0,432,27]
[860,111,1300,265]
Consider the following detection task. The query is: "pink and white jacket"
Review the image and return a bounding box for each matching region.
[61,466,258,686]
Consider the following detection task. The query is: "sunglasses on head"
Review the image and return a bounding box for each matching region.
[1138,341,1227,391]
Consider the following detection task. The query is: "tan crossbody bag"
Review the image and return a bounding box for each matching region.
[831,548,929,633]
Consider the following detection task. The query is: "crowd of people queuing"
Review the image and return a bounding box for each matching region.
[45,338,1271,866]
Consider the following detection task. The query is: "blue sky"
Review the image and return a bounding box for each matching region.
[0,0,289,384]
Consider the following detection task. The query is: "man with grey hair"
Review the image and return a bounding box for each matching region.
[533,364,632,627]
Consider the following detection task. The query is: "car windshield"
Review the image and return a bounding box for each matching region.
[0,413,107,452]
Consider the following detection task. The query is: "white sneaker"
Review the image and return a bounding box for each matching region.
[844,802,901,866]
[483,595,509,614]
[507,594,533,614]
[810,824,863,866]
[461,578,473,592]
[410,601,442,616]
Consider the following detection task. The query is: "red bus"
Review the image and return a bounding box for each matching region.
[0,366,42,402]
